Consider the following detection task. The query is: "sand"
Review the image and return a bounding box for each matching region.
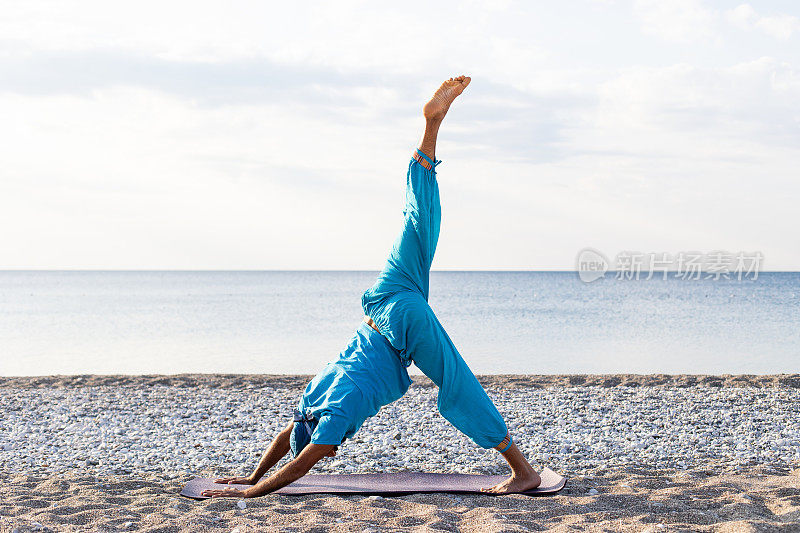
[2,374,799,532]
[3,466,800,532]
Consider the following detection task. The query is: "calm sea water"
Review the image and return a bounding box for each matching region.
[0,271,798,376]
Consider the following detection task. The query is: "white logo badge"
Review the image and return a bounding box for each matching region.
[576,248,609,283]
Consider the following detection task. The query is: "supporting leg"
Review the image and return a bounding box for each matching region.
[410,308,508,449]
[409,306,541,494]
[483,444,541,494]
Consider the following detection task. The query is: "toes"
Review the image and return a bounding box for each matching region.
[445,75,470,86]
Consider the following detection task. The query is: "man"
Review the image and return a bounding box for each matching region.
[202,75,540,498]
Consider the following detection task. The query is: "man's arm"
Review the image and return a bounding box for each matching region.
[214,419,294,485]
[202,443,334,498]
[248,419,294,482]
[243,443,333,497]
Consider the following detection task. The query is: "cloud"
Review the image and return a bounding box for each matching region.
[636,1,800,44]
[0,45,401,110]
[726,4,800,41]
[634,0,719,43]
[0,43,593,164]
[589,58,800,151]
[0,1,799,269]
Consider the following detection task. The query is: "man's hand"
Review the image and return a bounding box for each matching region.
[214,475,255,485]
[201,475,256,497]
[201,486,249,498]
[236,444,335,498]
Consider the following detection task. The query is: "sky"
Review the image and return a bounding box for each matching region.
[1,0,798,270]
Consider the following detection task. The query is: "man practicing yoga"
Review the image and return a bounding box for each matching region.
[202,75,541,498]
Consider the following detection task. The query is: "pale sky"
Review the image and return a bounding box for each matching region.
[1,0,798,270]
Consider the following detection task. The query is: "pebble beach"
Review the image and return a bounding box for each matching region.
[2,374,800,532]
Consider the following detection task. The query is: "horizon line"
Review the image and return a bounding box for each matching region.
[1,269,798,273]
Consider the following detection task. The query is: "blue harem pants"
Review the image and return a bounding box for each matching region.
[361,149,511,450]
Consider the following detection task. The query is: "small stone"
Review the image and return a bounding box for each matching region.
[588,488,599,495]
[236,499,247,510]
[122,522,133,529]
[368,495,382,501]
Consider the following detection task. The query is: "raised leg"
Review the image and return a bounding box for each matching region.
[419,75,471,161]
[362,76,470,306]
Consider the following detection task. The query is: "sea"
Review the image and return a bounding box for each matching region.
[0,271,798,376]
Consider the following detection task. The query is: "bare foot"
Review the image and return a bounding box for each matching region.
[481,470,541,495]
[423,75,471,121]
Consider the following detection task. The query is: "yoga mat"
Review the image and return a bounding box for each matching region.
[180,467,565,499]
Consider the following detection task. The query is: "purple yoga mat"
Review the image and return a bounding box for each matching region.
[180,467,565,499]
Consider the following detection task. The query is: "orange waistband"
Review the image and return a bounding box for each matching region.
[363,316,381,334]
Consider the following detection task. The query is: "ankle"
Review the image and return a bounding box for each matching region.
[508,459,537,477]
[512,467,539,480]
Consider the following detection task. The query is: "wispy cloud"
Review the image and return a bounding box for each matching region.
[727,4,800,41]
[634,0,720,43]
[1,0,798,269]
